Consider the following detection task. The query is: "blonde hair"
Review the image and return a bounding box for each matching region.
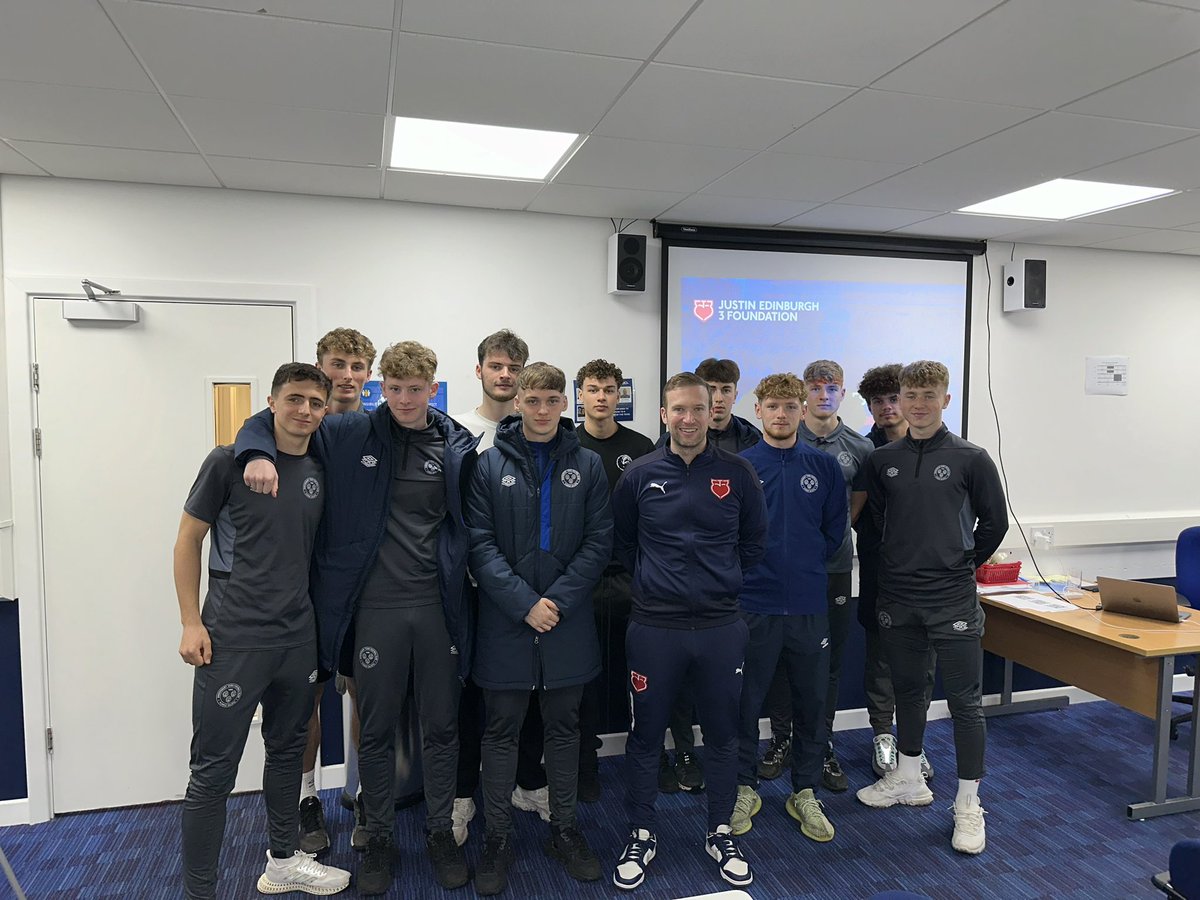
[899,360,950,390]
[802,359,844,385]
[753,373,807,403]
[378,341,437,382]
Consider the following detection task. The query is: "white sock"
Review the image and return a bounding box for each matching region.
[300,770,317,802]
[897,751,922,781]
[956,778,980,806]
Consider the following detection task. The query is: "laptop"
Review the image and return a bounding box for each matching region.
[1097,577,1192,623]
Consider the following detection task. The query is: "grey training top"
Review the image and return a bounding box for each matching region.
[359,416,447,608]
[185,446,323,651]
[797,419,873,573]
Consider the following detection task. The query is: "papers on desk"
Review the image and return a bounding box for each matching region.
[986,592,1079,613]
[977,581,1031,595]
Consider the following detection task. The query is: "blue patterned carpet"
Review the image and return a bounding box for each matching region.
[2,700,1196,899]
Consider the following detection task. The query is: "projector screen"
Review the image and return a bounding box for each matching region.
[663,243,973,436]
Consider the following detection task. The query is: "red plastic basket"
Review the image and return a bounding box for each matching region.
[976,561,1022,584]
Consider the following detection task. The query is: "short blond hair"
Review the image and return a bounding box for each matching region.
[517,361,565,393]
[754,373,807,403]
[378,341,437,382]
[899,360,950,390]
[316,327,376,368]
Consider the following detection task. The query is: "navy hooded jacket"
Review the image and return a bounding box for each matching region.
[466,416,612,691]
[234,405,479,678]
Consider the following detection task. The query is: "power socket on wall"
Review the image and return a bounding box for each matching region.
[1031,526,1055,548]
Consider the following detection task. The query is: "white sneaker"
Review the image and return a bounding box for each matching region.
[871,733,898,777]
[856,770,934,808]
[705,824,753,887]
[451,796,475,847]
[951,796,987,854]
[256,850,350,896]
[613,828,656,891]
[511,785,551,823]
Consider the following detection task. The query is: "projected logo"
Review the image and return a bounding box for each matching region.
[693,299,714,322]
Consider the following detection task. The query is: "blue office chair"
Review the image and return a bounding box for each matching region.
[1170,527,1200,739]
[1153,837,1200,899]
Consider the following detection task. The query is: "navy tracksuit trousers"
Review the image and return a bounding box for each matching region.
[624,618,748,833]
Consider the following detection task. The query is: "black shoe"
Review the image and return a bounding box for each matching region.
[546,824,601,882]
[675,751,705,792]
[658,750,681,794]
[427,828,468,890]
[358,834,395,896]
[757,736,791,781]
[351,794,368,851]
[475,832,514,896]
[577,767,601,803]
[298,796,330,855]
[821,746,848,793]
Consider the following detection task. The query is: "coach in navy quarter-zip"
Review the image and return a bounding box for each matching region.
[610,373,767,893]
[857,360,1007,859]
[466,362,611,895]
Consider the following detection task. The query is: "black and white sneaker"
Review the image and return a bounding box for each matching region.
[758,735,791,781]
[675,751,705,792]
[298,796,330,855]
[705,824,753,887]
[613,829,657,891]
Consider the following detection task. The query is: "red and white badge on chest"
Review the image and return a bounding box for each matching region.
[710,479,730,499]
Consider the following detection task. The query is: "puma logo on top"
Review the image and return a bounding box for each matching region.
[648,481,668,494]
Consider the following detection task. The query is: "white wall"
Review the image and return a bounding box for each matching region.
[2,174,1198,817]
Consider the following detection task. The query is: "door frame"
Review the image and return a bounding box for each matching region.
[3,275,315,825]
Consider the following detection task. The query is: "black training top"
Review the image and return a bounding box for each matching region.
[185,446,323,650]
[866,425,1008,606]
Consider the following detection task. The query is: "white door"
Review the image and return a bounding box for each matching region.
[34,298,293,813]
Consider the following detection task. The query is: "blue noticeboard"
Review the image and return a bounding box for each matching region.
[361,380,447,413]
[574,377,634,423]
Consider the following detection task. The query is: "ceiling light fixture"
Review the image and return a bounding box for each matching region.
[389,117,582,181]
[958,178,1175,220]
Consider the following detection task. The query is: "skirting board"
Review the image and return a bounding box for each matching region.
[0,798,30,828]
[596,674,1195,757]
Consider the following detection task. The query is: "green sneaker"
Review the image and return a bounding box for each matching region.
[729,785,762,836]
[787,788,835,843]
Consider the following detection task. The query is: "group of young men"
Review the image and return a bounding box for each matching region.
[174,326,1007,897]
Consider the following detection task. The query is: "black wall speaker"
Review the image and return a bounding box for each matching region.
[1003,258,1046,311]
[608,233,646,294]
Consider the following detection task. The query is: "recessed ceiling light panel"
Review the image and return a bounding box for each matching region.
[958,178,1175,220]
[390,117,581,181]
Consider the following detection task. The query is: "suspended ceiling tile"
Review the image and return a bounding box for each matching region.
[391,34,640,133]
[527,184,686,219]
[657,0,1002,85]
[172,96,384,166]
[0,80,194,151]
[383,170,544,210]
[9,142,219,186]
[104,0,392,113]
[877,0,1200,108]
[210,156,382,198]
[595,65,852,150]
[554,136,754,194]
[399,0,695,58]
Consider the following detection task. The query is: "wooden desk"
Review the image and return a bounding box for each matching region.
[981,593,1200,819]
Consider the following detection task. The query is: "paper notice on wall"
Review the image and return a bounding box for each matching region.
[1085,356,1129,396]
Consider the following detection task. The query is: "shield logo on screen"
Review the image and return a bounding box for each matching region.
[711,479,730,499]
[693,299,714,322]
